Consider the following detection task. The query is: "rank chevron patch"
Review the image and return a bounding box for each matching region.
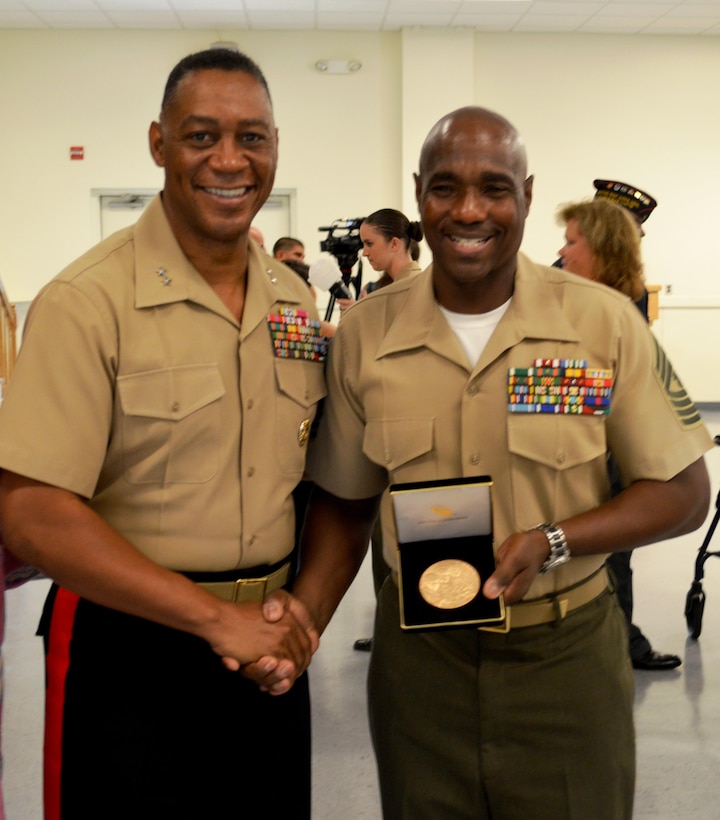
[652,336,702,428]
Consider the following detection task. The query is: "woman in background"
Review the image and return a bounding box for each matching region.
[557,197,681,672]
[337,208,423,312]
[557,198,646,306]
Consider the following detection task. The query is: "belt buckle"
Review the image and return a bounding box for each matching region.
[232,575,269,603]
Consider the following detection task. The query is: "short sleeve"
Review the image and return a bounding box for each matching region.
[0,281,116,497]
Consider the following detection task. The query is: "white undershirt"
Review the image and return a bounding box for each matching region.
[439,298,512,368]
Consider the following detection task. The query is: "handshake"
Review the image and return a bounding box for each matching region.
[206,589,320,697]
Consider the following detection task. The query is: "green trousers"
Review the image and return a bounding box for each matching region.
[368,580,635,820]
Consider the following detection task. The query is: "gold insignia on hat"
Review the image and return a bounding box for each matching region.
[593,179,657,224]
[298,418,311,446]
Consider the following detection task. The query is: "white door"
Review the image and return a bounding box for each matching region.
[95,189,293,243]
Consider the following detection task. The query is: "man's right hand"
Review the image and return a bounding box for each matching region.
[202,597,314,688]
[240,590,320,695]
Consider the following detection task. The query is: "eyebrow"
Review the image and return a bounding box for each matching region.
[179,115,273,131]
[426,170,516,186]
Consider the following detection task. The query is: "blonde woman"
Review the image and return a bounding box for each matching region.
[557,197,681,672]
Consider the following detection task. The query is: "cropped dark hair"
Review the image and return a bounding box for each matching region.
[160,48,271,116]
[363,209,423,258]
[273,236,305,256]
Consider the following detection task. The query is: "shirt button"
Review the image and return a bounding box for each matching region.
[384,452,391,464]
[470,452,480,465]
[247,467,255,477]
[557,452,567,464]
[467,385,478,396]
[171,401,180,412]
[248,535,256,546]
[247,399,254,409]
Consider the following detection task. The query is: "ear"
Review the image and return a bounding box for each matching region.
[414,173,422,207]
[523,175,534,215]
[148,121,165,169]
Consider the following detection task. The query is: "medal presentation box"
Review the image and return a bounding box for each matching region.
[389,476,504,631]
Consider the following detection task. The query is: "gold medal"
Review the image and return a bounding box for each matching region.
[418,559,481,610]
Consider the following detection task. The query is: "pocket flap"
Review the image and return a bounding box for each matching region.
[507,414,606,471]
[117,364,225,421]
[274,359,327,408]
[363,418,434,470]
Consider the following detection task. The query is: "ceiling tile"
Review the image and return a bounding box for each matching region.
[515,15,589,30]
[174,10,248,27]
[32,10,113,27]
[317,11,385,28]
[247,11,315,28]
[0,10,45,25]
[0,0,717,34]
[578,14,656,30]
[107,10,181,27]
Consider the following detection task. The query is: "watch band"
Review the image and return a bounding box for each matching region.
[533,523,571,574]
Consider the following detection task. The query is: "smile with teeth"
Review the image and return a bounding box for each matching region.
[451,235,491,248]
[205,186,248,198]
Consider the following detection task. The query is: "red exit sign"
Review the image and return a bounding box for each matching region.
[70,146,84,160]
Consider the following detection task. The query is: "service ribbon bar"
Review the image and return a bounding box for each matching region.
[266,308,328,362]
[507,358,614,415]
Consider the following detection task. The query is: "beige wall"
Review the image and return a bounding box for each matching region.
[1,28,718,307]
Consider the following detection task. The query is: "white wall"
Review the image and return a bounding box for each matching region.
[1,28,718,358]
[472,33,720,296]
[0,29,402,301]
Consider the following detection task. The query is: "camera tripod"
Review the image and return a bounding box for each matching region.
[324,259,363,322]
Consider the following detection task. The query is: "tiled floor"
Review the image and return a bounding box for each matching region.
[3,407,720,819]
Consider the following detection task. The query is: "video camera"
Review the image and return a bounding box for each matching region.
[318,218,366,275]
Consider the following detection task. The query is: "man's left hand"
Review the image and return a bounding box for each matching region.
[238,590,320,694]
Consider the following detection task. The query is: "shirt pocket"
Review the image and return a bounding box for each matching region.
[117,364,225,485]
[273,359,327,475]
[507,414,608,529]
[363,417,436,483]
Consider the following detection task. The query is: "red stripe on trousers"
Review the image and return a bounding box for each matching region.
[43,588,79,820]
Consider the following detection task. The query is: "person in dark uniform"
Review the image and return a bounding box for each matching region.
[0,49,323,818]
[558,181,681,671]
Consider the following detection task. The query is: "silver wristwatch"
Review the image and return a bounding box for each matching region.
[533,523,571,574]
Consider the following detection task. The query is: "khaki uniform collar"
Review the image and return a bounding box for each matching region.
[133,195,302,334]
[377,252,580,372]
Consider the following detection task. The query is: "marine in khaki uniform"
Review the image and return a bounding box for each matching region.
[0,50,323,818]
[281,107,713,819]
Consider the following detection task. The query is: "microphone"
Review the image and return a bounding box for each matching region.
[308,254,353,300]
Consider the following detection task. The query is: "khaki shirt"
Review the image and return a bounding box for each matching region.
[0,196,326,571]
[395,261,422,281]
[308,253,713,598]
